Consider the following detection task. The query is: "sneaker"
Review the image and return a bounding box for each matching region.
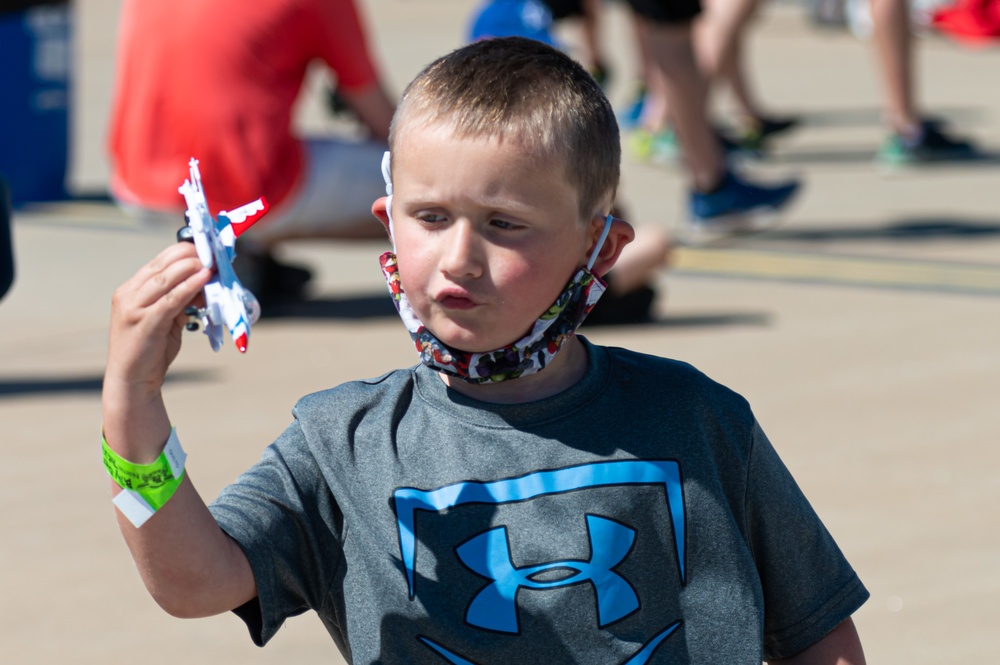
[232,248,313,309]
[717,132,762,160]
[618,84,647,131]
[687,170,801,242]
[628,128,680,165]
[585,284,657,326]
[877,121,978,167]
[630,127,755,166]
[734,115,801,151]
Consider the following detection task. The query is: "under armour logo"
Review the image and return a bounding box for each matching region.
[457,515,639,633]
[394,460,686,601]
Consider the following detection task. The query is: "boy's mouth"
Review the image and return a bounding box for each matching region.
[435,287,480,311]
[437,295,478,310]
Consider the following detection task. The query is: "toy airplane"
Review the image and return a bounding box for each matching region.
[177,158,268,353]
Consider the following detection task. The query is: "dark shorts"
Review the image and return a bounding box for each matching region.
[623,0,702,24]
[540,0,586,20]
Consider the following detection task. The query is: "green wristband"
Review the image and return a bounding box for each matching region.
[102,427,187,527]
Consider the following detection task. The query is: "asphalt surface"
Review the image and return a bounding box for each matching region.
[2,1,999,663]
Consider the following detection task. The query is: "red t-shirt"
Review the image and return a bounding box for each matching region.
[108,0,378,213]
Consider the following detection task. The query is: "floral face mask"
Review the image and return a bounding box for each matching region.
[379,151,612,383]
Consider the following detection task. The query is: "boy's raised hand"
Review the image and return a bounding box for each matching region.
[102,243,259,616]
[107,242,211,390]
[103,242,211,461]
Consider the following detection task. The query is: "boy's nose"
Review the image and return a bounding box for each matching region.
[440,221,484,279]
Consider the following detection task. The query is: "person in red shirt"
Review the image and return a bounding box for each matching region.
[107,0,395,304]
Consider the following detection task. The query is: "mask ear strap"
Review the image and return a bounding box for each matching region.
[586,214,614,271]
[381,151,395,237]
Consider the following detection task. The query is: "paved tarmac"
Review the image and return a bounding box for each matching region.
[2,0,999,663]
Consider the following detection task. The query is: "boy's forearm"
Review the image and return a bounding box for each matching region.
[112,473,257,618]
[102,377,173,464]
[103,391,257,618]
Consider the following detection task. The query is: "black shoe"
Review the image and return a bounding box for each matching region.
[736,115,801,151]
[718,131,764,159]
[585,285,657,326]
[233,249,312,309]
[877,120,978,166]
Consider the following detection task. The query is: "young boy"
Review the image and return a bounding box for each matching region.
[102,37,868,663]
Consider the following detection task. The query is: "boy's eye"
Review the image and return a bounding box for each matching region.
[490,219,520,230]
[416,212,446,224]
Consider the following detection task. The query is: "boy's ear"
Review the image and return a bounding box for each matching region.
[587,216,635,278]
[371,196,392,238]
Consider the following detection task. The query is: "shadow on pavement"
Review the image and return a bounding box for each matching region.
[0,369,217,398]
[754,217,1000,244]
[798,106,987,129]
[769,147,1000,167]
[583,311,772,330]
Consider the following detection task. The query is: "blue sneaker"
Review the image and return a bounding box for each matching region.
[618,84,647,131]
[687,170,801,242]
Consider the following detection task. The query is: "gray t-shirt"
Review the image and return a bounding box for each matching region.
[210,338,868,663]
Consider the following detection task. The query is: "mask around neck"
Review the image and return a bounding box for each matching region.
[378,214,612,384]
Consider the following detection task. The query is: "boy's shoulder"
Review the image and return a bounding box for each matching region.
[600,342,733,387]
[597,342,753,419]
[295,366,417,414]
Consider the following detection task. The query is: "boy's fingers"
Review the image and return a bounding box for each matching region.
[112,250,211,336]
[128,256,209,311]
[134,241,201,282]
[151,263,212,315]
[115,259,209,311]
[130,243,202,289]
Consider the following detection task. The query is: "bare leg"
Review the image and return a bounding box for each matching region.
[630,14,669,133]
[642,19,725,191]
[719,51,761,122]
[695,0,759,79]
[580,0,606,73]
[695,0,764,121]
[871,0,920,137]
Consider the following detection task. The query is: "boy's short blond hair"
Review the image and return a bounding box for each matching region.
[389,37,621,221]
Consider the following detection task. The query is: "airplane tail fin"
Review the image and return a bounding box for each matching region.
[221,197,269,238]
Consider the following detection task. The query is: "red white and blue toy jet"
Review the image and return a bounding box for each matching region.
[177,158,268,353]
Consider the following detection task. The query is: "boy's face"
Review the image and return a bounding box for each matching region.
[378,121,598,354]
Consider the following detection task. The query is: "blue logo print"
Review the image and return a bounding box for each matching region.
[394,460,685,596]
[458,515,639,633]
[392,460,686,664]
